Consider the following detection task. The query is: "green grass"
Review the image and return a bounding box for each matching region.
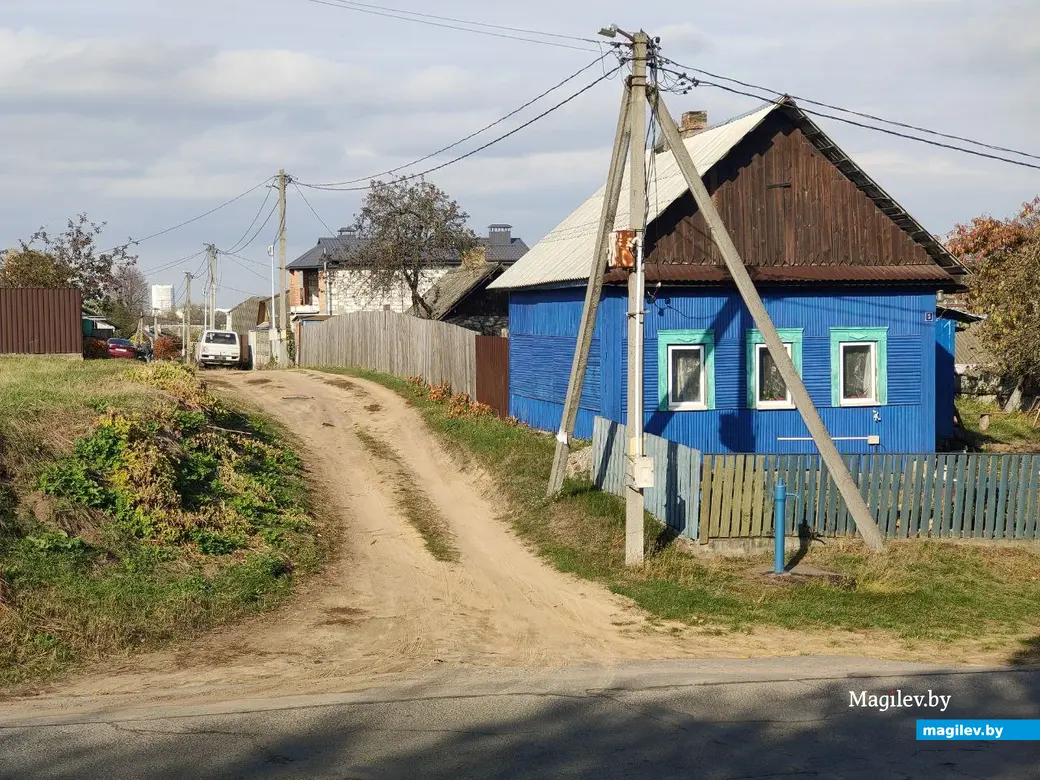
[956,397,1040,450]
[0,358,326,686]
[353,424,459,563]
[315,366,1040,650]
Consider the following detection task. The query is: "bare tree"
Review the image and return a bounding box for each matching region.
[112,264,150,315]
[343,178,477,316]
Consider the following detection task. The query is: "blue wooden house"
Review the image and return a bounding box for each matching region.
[489,98,965,454]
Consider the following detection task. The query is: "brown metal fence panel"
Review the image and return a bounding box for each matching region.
[475,335,509,418]
[0,288,83,355]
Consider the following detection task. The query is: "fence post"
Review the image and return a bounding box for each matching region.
[774,479,787,575]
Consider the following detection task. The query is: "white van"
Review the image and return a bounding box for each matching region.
[196,330,242,368]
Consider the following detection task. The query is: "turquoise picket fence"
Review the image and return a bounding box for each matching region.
[591,416,1040,543]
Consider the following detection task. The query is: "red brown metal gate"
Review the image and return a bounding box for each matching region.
[475,335,509,418]
[0,288,83,355]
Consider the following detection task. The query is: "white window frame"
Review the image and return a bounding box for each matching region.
[838,340,879,406]
[754,342,795,410]
[666,343,707,411]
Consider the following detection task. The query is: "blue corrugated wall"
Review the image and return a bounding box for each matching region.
[935,317,956,441]
[510,285,941,453]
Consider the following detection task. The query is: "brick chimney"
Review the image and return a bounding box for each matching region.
[487,224,512,246]
[679,110,708,137]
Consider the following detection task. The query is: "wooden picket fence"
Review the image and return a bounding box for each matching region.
[592,417,702,540]
[700,452,1040,543]
[591,416,1040,544]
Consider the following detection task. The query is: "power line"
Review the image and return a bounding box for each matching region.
[222,251,271,282]
[99,176,275,256]
[143,248,209,277]
[298,64,623,192]
[301,0,601,52]
[227,200,280,255]
[297,51,617,189]
[292,181,340,237]
[659,57,1040,164]
[677,74,1040,173]
[225,188,275,254]
[325,0,597,44]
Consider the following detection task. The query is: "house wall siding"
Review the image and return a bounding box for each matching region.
[647,113,934,270]
[324,267,452,315]
[510,285,938,453]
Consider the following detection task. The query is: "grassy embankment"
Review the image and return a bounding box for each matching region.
[956,397,1040,451]
[0,359,324,685]
[317,366,1040,661]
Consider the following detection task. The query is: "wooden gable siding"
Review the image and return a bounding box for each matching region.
[646,113,934,269]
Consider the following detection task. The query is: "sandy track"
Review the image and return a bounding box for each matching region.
[3,369,973,717]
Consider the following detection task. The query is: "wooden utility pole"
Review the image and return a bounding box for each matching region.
[546,82,633,497]
[277,169,289,362]
[649,88,885,552]
[624,31,650,566]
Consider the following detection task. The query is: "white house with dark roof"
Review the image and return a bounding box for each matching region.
[287,224,528,322]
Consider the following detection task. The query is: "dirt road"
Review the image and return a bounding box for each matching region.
[3,369,949,716]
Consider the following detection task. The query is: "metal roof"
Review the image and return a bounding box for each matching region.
[288,233,528,269]
[490,97,963,290]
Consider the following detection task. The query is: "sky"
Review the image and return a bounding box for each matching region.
[2,0,1037,308]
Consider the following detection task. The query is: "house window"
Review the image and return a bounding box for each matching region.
[755,342,793,409]
[746,329,803,410]
[830,327,888,407]
[668,344,705,409]
[658,330,715,411]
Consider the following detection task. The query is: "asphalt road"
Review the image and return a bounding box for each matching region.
[2,660,1038,779]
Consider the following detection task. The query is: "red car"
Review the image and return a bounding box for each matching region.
[106,338,137,360]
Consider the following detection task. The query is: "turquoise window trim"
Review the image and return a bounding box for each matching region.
[657,330,715,411]
[745,329,803,409]
[830,327,888,407]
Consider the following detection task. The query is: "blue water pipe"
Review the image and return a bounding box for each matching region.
[774,479,786,575]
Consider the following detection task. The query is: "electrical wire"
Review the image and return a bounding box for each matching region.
[659,57,1040,163]
[682,76,1040,173]
[319,0,598,44]
[98,176,276,256]
[301,0,601,52]
[296,51,620,189]
[222,252,271,282]
[143,248,208,277]
[225,188,275,254]
[291,181,339,237]
[298,65,622,192]
[226,200,280,256]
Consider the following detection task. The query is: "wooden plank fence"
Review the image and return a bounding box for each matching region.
[298,311,478,396]
[591,416,1040,543]
[699,453,1040,542]
[592,417,702,540]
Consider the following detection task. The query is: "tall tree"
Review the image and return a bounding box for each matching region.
[0,249,74,289]
[111,264,150,314]
[342,178,477,316]
[0,214,136,303]
[949,197,1040,409]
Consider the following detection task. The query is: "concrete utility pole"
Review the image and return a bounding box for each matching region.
[624,31,650,566]
[277,169,289,362]
[183,272,192,362]
[649,89,885,552]
[207,243,217,331]
[546,77,633,498]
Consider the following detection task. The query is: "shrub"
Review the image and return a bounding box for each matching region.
[83,338,107,359]
[153,336,178,361]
